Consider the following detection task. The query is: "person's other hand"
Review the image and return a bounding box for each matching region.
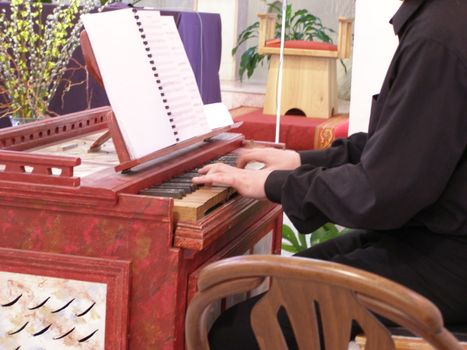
[236,147,300,170]
[192,163,272,200]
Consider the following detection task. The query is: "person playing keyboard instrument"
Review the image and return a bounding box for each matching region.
[193,0,467,348]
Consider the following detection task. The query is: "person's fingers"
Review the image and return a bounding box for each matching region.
[237,149,269,168]
[194,168,270,199]
[197,162,232,174]
[192,176,212,186]
[236,153,254,168]
[197,164,213,174]
[194,164,238,187]
[192,172,235,187]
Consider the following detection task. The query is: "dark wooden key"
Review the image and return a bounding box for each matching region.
[140,188,185,199]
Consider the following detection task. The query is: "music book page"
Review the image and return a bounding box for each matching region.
[204,103,234,130]
[82,9,212,159]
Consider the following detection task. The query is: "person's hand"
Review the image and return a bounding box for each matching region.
[236,147,300,170]
[192,163,272,200]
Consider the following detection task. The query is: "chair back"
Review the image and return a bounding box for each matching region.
[185,255,463,350]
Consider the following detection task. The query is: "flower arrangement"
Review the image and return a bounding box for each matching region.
[0,0,102,121]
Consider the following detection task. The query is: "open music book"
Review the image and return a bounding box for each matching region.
[82,9,232,159]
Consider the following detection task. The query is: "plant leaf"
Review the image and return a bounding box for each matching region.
[281,243,298,253]
[233,3,336,80]
[298,232,308,249]
[282,224,300,250]
[267,1,282,14]
[311,223,344,245]
[232,21,259,56]
[238,46,259,80]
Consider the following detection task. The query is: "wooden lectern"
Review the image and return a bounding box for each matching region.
[258,14,353,118]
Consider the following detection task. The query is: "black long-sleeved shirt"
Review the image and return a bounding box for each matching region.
[265,0,467,235]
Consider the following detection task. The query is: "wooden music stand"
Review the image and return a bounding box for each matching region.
[80,31,235,173]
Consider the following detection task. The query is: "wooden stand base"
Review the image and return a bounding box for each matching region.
[263,54,338,119]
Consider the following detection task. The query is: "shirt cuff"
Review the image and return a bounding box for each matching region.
[264,170,292,203]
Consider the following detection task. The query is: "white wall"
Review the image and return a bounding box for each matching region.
[348,0,401,134]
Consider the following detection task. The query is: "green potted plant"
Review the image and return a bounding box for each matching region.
[282,223,351,254]
[232,0,336,81]
[0,0,104,123]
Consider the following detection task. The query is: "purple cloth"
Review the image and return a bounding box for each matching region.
[0,2,222,116]
[161,10,222,105]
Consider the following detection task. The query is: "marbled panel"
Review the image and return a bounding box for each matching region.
[0,272,107,350]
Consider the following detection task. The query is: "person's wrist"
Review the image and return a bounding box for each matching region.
[264,170,291,203]
[279,150,300,169]
[290,150,301,167]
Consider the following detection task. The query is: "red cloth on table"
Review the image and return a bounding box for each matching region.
[265,39,338,51]
[232,109,349,151]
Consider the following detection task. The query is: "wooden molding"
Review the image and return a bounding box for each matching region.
[0,107,110,151]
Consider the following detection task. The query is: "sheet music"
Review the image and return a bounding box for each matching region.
[204,103,234,130]
[158,15,211,134]
[139,12,211,140]
[82,9,212,159]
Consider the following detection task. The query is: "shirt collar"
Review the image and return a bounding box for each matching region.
[390,0,426,36]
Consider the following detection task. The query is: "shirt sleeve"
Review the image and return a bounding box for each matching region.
[299,132,368,167]
[265,38,467,233]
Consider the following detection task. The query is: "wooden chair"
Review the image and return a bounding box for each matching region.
[185,255,463,350]
[258,14,353,118]
[356,327,467,350]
